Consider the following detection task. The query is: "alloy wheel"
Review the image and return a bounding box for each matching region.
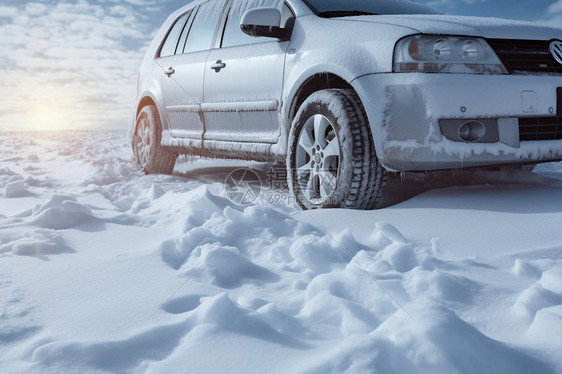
[134,116,152,167]
[295,114,341,204]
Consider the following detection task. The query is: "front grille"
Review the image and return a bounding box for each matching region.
[519,116,562,141]
[487,39,562,75]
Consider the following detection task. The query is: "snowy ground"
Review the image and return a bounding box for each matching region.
[1,130,562,374]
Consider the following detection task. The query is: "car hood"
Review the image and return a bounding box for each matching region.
[339,14,562,40]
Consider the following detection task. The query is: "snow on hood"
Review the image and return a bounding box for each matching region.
[337,14,562,40]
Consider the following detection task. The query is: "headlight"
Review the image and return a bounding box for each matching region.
[394,35,507,74]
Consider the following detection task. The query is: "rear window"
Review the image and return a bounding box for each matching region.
[303,0,439,17]
[160,13,190,58]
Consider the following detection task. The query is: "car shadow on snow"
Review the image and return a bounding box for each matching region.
[172,161,562,214]
[385,167,562,214]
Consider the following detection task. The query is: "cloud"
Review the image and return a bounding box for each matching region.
[549,0,562,13]
[25,2,48,16]
[0,6,17,18]
[540,0,562,28]
[0,0,173,130]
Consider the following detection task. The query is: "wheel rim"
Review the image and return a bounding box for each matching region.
[295,114,340,204]
[134,116,151,167]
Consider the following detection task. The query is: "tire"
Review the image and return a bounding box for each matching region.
[132,105,177,175]
[512,164,536,172]
[287,89,389,210]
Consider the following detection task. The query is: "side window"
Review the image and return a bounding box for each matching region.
[183,3,223,53]
[221,1,291,48]
[221,5,262,48]
[160,13,190,58]
[176,11,195,54]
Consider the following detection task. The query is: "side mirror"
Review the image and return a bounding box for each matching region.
[241,8,289,40]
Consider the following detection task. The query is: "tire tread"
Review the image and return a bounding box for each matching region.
[134,105,177,175]
[287,89,389,210]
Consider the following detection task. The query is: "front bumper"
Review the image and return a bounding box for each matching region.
[353,73,562,171]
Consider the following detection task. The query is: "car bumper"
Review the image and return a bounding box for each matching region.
[353,73,562,171]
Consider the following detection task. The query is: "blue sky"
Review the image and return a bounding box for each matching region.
[0,0,561,131]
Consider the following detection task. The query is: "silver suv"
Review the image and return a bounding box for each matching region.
[132,0,562,209]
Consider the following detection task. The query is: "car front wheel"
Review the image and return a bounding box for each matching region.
[132,105,177,175]
[287,89,389,210]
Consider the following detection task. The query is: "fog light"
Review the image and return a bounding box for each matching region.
[458,121,486,142]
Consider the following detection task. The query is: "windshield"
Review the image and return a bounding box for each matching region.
[302,0,440,17]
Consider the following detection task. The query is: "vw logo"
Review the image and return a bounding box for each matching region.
[551,40,562,65]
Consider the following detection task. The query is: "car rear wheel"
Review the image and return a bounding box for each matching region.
[132,105,177,175]
[287,89,389,210]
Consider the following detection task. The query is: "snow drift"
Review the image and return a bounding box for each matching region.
[0,130,561,373]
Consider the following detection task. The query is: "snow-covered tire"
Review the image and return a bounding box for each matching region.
[287,89,389,210]
[132,105,177,175]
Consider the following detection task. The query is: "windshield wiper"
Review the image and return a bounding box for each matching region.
[317,10,378,18]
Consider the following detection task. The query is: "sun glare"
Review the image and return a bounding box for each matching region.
[27,103,68,131]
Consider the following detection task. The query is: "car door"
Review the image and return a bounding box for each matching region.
[202,1,293,143]
[160,1,227,139]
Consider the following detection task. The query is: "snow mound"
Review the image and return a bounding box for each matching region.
[2,131,562,373]
[0,230,73,257]
[540,269,562,294]
[512,258,542,278]
[513,283,562,321]
[4,180,34,198]
[30,195,95,230]
[31,319,190,372]
[31,293,304,373]
[407,267,481,304]
[158,186,312,271]
[0,167,16,175]
[194,293,302,346]
[256,303,313,339]
[149,192,559,373]
[149,183,165,200]
[82,158,139,187]
[300,303,554,374]
[526,306,562,359]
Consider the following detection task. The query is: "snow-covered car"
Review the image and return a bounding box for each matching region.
[132,0,562,209]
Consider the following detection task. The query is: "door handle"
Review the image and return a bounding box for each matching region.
[211,60,226,73]
[165,67,175,77]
